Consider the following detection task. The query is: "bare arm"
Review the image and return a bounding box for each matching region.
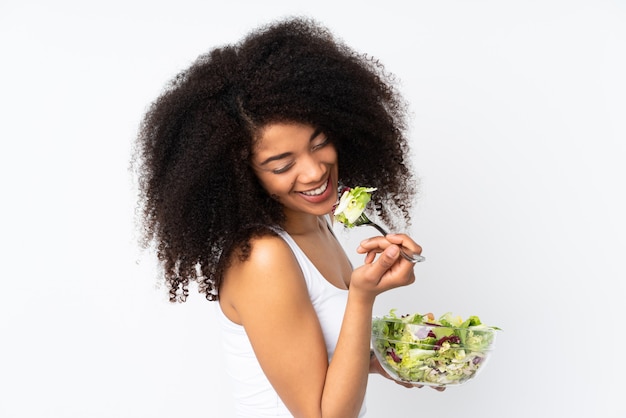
[221,235,417,417]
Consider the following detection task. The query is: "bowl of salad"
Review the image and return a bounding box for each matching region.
[372,310,499,387]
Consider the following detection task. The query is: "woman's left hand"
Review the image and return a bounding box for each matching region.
[369,352,445,391]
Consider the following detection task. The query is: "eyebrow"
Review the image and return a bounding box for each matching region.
[258,127,323,166]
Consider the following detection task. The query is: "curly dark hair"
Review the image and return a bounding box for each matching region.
[133,17,417,302]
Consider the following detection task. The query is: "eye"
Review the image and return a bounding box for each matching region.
[312,135,330,151]
[271,162,295,174]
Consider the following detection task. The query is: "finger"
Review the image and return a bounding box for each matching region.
[358,235,424,263]
[405,269,416,285]
[356,236,391,254]
[385,234,423,255]
[359,240,418,270]
[363,246,416,286]
[368,245,400,277]
[364,250,377,264]
[364,245,400,283]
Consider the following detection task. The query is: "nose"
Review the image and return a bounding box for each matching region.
[298,154,325,184]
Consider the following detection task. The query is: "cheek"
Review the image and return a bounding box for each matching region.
[255,172,295,195]
[325,147,339,165]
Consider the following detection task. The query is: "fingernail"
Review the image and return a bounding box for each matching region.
[387,246,399,257]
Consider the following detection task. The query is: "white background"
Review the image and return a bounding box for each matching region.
[1,1,625,417]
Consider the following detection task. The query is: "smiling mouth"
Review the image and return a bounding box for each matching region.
[300,179,329,196]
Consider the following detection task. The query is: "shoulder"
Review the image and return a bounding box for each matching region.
[236,232,299,278]
[220,232,308,322]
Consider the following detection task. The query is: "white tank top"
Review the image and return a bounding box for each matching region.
[215,227,367,417]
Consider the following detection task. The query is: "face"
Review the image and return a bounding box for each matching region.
[251,122,339,218]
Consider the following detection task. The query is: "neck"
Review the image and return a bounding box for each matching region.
[283,211,327,236]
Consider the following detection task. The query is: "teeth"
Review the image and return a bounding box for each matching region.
[301,181,328,196]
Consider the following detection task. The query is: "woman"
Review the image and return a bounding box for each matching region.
[134,17,437,418]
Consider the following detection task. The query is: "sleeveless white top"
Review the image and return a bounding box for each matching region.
[216,227,367,417]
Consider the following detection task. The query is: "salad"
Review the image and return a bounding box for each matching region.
[333,186,377,227]
[372,310,499,386]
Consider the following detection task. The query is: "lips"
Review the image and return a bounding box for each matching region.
[300,180,329,196]
[298,177,334,203]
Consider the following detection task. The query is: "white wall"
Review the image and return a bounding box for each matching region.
[1,1,624,417]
